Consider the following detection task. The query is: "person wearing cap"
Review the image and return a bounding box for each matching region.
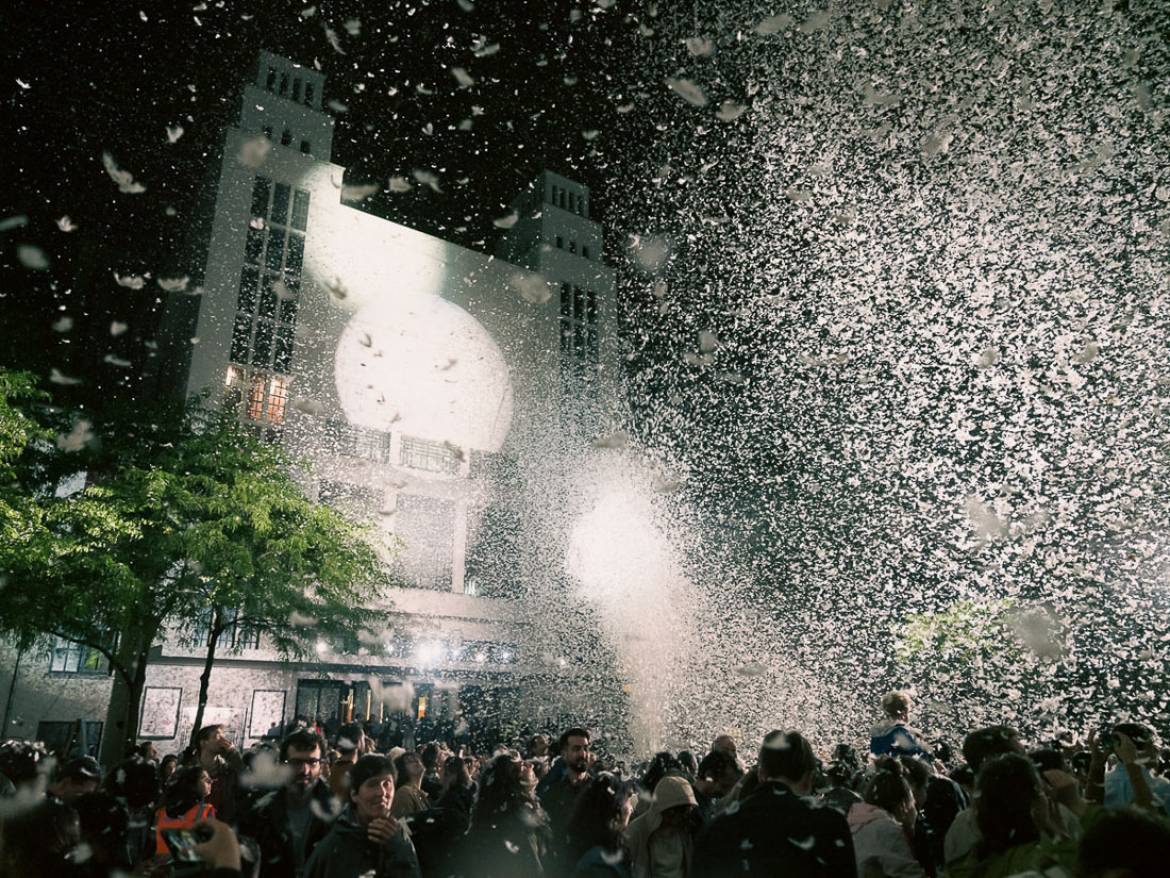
[47,755,101,803]
[238,728,336,878]
[304,753,422,878]
[625,775,701,878]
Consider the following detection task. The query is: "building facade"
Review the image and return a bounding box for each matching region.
[1,51,618,759]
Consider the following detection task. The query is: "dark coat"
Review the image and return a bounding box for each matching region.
[304,806,423,878]
[452,805,551,878]
[692,780,857,878]
[237,779,337,878]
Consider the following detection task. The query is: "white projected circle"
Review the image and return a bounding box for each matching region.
[335,295,513,452]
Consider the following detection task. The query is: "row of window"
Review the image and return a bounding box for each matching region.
[323,421,463,476]
[554,235,591,259]
[560,283,600,366]
[190,608,262,650]
[225,367,290,427]
[549,183,588,217]
[265,65,316,107]
[262,124,312,156]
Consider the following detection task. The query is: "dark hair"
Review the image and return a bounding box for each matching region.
[932,740,954,765]
[1077,808,1170,878]
[0,739,49,786]
[558,727,591,754]
[280,728,325,761]
[395,751,424,786]
[473,753,541,830]
[0,797,81,877]
[677,750,698,775]
[74,791,130,864]
[443,754,471,789]
[896,755,932,791]
[421,741,440,770]
[566,773,630,861]
[350,754,395,796]
[195,724,223,745]
[642,751,683,794]
[757,730,816,783]
[105,756,160,809]
[1028,748,1065,774]
[862,757,914,815]
[1112,722,1154,748]
[337,723,364,754]
[975,753,1042,858]
[697,749,738,783]
[165,765,209,818]
[962,725,1019,773]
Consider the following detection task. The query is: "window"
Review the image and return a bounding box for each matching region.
[559,190,567,209]
[285,233,304,274]
[586,289,598,324]
[37,721,102,759]
[279,72,289,96]
[569,240,576,254]
[272,183,290,224]
[265,67,276,91]
[304,82,315,106]
[251,176,271,218]
[274,326,294,373]
[230,316,252,363]
[244,226,264,264]
[291,189,310,231]
[400,436,461,474]
[280,128,292,146]
[49,637,109,675]
[238,267,259,313]
[265,229,285,272]
[252,320,273,366]
[555,235,563,249]
[582,245,590,259]
[262,125,273,140]
[559,285,600,380]
[550,184,558,205]
[292,78,302,103]
[300,139,311,155]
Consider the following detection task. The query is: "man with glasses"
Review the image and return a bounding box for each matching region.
[239,728,337,878]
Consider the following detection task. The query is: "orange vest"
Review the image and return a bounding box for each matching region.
[154,802,216,855]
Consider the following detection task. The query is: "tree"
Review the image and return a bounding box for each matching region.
[0,377,391,763]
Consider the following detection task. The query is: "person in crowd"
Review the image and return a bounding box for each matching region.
[0,795,83,877]
[329,721,365,800]
[870,691,932,759]
[154,764,216,857]
[390,751,430,818]
[238,727,337,878]
[1075,807,1170,878]
[625,774,701,878]
[48,755,102,803]
[943,725,1026,866]
[420,742,444,800]
[530,734,552,760]
[677,751,698,780]
[193,723,244,824]
[634,752,687,818]
[0,738,50,792]
[437,753,476,818]
[1101,722,1170,814]
[709,736,737,764]
[304,753,422,878]
[692,749,740,823]
[159,752,179,786]
[136,741,160,763]
[409,754,476,878]
[454,751,549,877]
[846,757,925,878]
[692,730,856,878]
[73,790,133,875]
[944,752,1074,878]
[566,772,635,877]
[541,726,596,853]
[820,744,865,817]
[103,754,160,865]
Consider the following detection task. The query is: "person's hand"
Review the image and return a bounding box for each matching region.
[192,819,242,871]
[368,815,400,844]
[1116,732,1139,766]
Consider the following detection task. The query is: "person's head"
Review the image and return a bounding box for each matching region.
[528,734,550,758]
[279,728,325,793]
[677,750,698,776]
[395,751,424,787]
[1076,808,1170,878]
[442,754,471,791]
[962,725,1023,773]
[73,791,130,867]
[50,756,102,802]
[0,797,81,878]
[975,752,1043,858]
[0,739,49,789]
[896,755,933,808]
[421,742,440,772]
[696,749,741,797]
[164,765,212,815]
[1029,748,1066,774]
[349,754,395,824]
[135,741,159,762]
[651,775,698,828]
[196,724,229,760]
[106,756,160,810]
[880,690,912,722]
[757,730,817,795]
[336,722,365,757]
[711,735,737,759]
[642,751,684,795]
[159,753,178,784]
[559,727,592,774]
[473,752,538,829]
[567,773,632,857]
[862,758,917,831]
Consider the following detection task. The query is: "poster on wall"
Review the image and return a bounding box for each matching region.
[249,690,287,739]
[139,687,182,739]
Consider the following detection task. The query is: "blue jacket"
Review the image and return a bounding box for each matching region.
[869,721,931,759]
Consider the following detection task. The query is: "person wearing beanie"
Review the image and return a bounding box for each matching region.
[625,775,701,878]
[305,754,422,878]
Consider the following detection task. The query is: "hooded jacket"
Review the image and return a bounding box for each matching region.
[625,776,698,878]
[303,805,422,878]
[846,802,924,878]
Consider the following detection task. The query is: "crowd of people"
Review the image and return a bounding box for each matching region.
[1,691,1168,877]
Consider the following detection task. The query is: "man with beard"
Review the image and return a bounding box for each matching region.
[540,727,594,875]
[239,728,338,878]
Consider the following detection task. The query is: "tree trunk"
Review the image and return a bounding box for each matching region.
[189,607,223,748]
[99,635,153,767]
[0,644,24,735]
